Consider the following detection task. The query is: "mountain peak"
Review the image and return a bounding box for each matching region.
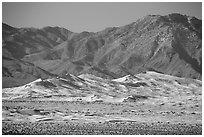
[2,13,202,87]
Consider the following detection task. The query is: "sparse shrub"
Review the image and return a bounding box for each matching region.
[123,95,148,102]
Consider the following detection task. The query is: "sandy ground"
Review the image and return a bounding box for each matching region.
[2,72,202,135]
[2,100,202,135]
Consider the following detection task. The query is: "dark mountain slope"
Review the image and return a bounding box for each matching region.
[2,56,58,88]
[2,23,74,59]
[2,13,202,87]
[22,13,201,80]
[2,24,75,87]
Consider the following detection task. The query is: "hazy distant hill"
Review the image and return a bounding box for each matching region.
[2,24,73,87]
[2,13,202,87]
[2,23,74,58]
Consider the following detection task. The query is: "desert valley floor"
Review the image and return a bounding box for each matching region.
[2,71,202,135]
[2,100,202,135]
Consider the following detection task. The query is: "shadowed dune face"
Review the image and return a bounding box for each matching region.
[2,13,202,88]
[2,71,201,103]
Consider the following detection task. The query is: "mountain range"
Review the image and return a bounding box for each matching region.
[2,13,202,88]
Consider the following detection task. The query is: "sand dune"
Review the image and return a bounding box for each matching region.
[3,71,201,103]
[2,71,201,134]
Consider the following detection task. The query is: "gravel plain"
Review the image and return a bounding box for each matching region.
[2,100,202,135]
[2,121,202,135]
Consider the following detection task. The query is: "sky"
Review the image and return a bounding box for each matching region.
[2,2,202,33]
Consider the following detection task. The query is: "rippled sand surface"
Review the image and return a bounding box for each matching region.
[2,72,202,135]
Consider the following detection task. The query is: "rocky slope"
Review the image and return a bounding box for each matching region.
[2,56,58,88]
[2,23,74,59]
[2,24,74,87]
[2,13,202,87]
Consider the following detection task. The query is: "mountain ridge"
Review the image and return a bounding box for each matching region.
[2,13,202,88]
